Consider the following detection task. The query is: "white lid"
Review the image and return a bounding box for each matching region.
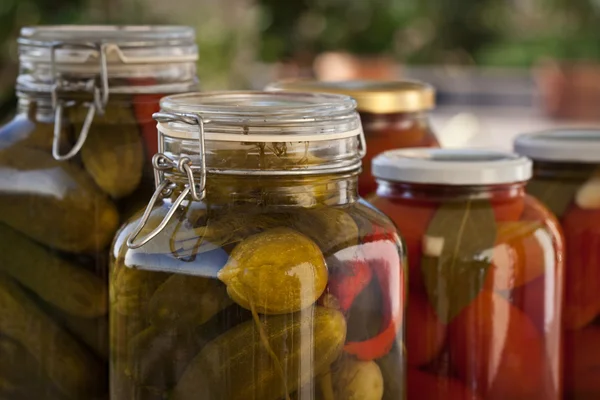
[372,148,532,185]
[514,129,600,163]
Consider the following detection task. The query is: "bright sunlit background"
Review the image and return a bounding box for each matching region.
[2,0,600,148]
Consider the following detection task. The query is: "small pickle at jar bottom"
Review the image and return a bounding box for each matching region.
[218,227,328,315]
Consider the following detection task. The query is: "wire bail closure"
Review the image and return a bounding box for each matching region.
[51,42,110,161]
[127,112,208,249]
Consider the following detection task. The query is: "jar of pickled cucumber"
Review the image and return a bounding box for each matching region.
[110,91,407,400]
[514,129,600,399]
[265,80,440,196]
[0,25,198,399]
[369,149,564,400]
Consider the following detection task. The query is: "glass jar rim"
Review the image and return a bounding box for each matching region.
[19,25,196,48]
[372,148,532,185]
[158,91,362,142]
[266,79,435,114]
[515,129,600,163]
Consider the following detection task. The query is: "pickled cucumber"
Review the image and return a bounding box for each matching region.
[0,224,107,318]
[0,275,104,398]
[110,264,171,316]
[0,335,65,400]
[81,124,144,199]
[177,211,288,254]
[292,207,359,256]
[127,303,252,389]
[147,274,232,327]
[218,227,328,315]
[0,146,119,253]
[56,311,108,361]
[172,306,347,400]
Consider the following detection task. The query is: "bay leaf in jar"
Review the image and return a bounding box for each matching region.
[0,146,119,253]
[172,306,347,400]
[421,199,497,323]
[218,227,328,315]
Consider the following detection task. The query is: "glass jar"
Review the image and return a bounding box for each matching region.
[109,91,407,400]
[369,149,564,400]
[0,25,198,399]
[265,80,440,197]
[514,129,600,399]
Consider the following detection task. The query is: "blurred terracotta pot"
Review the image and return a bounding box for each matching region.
[535,60,600,121]
[313,51,399,81]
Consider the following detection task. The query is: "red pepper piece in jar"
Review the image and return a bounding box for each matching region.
[484,221,546,291]
[490,195,525,222]
[343,226,404,361]
[562,205,600,330]
[406,291,445,367]
[565,326,600,398]
[448,290,545,400]
[327,259,373,313]
[407,369,481,400]
[128,78,163,161]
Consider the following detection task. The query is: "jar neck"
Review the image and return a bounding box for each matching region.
[168,172,359,208]
[376,180,525,202]
[532,160,598,180]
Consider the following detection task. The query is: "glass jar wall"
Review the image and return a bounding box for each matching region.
[369,149,564,400]
[515,130,600,400]
[265,80,440,197]
[0,25,198,399]
[109,92,407,400]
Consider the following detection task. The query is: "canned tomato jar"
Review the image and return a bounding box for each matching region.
[110,91,408,400]
[266,80,440,197]
[0,25,198,399]
[515,129,600,399]
[369,148,564,400]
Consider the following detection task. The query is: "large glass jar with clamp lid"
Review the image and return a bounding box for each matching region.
[0,25,198,399]
[110,91,407,400]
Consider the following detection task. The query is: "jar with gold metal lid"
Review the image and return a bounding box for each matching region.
[0,25,198,399]
[110,91,407,400]
[265,80,439,196]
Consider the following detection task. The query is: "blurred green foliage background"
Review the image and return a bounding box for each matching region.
[1,0,600,120]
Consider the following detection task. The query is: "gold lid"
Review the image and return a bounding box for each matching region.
[266,80,435,114]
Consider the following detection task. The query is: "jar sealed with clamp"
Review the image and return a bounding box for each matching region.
[110,91,407,400]
[370,149,564,400]
[266,80,440,196]
[515,130,600,399]
[0,25,198,399]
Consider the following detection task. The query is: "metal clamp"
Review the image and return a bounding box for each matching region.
[127,113,208,249]
[357,127,367,158]
[50,42,110,161]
